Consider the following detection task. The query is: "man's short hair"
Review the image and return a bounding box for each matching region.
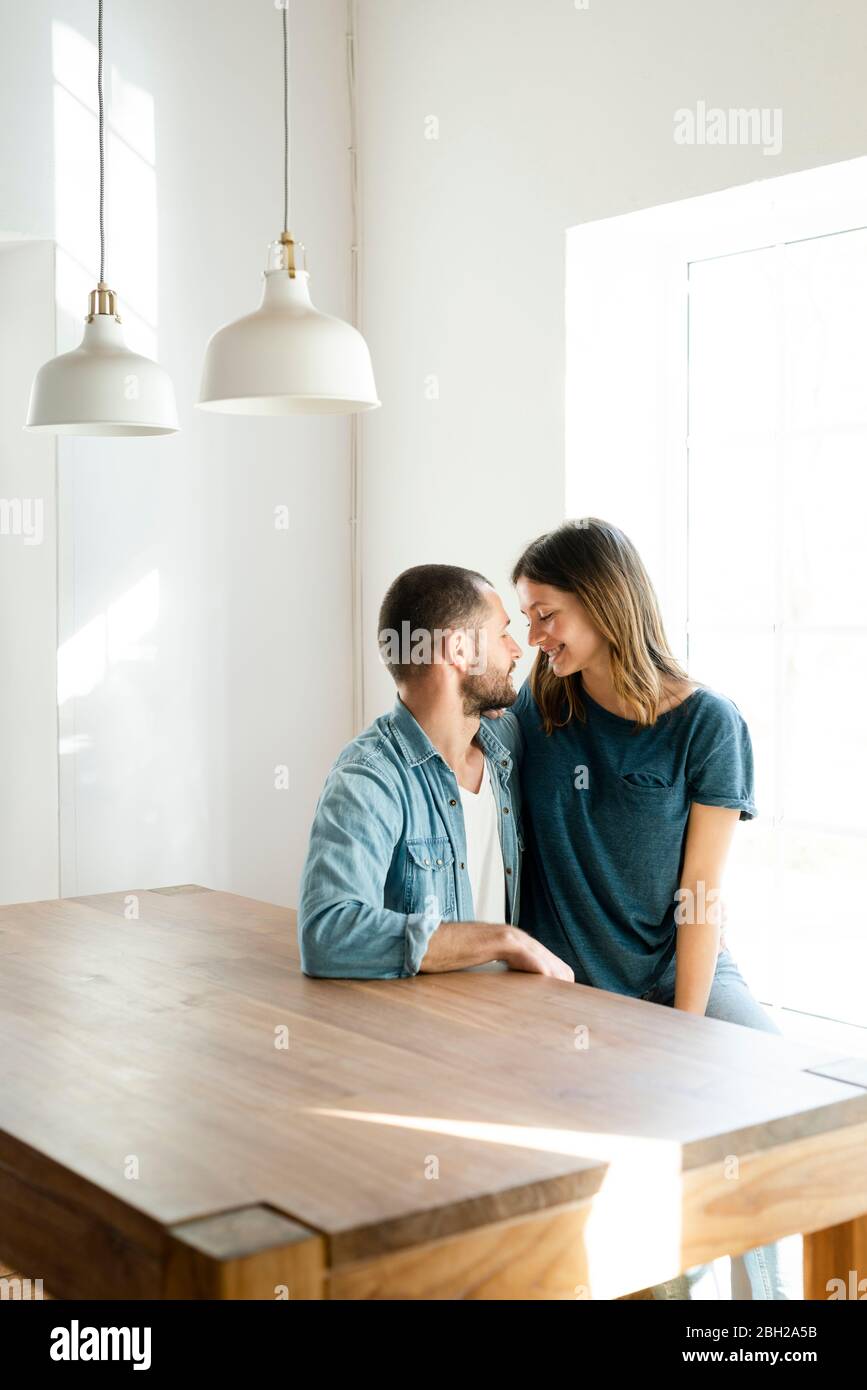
[377,564,493,685]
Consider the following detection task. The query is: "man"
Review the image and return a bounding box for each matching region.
[297,564,574,981]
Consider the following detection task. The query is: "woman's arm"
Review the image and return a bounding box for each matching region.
[673,803,740,1014]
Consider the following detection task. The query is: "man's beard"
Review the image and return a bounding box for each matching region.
[460,667,518,717]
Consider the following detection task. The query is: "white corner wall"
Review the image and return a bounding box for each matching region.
[1,0,356,906]
[356,0,867,721]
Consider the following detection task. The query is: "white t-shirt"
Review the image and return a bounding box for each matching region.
[459,756,507,925]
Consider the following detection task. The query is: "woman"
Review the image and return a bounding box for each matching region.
[508,517,798,1301]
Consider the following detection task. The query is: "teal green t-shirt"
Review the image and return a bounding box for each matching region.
[511,677,757,997]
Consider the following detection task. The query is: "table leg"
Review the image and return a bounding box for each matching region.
[803,1215,867,1300]
[165,1205,327,1299]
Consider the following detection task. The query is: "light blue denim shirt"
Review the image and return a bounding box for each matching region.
[297,696,524,978]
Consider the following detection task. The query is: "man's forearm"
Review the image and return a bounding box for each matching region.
[419,921,514,973]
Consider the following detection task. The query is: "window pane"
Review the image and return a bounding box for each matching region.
[781,634,867,833]
[785,228,867,432]
[784,432,867,627]
[688,441,775,627]
[689,249,778,439]
[780,829,867,1027]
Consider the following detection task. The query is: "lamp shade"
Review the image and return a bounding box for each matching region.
[197,263,380,416]
[25,312,179,436]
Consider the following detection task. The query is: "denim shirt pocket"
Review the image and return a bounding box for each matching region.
[404,836,457,921]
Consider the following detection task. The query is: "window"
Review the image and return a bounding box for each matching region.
[566,157,867,1029]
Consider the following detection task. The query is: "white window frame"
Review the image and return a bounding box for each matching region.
[566,156,867,1028]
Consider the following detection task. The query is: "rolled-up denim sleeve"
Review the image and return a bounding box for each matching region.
[297,761,442,979]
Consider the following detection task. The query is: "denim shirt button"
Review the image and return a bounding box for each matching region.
[449,798,457,806]
[436,858,442,865]
[501,759,508,767]
[506,867,512,876]
[503,807,510,815]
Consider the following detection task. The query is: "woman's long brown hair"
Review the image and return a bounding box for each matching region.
[511,518,689,733]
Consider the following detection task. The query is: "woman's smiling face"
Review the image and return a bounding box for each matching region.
[515,577,606,677]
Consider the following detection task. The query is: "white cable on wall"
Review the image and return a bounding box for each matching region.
[347,0,365,735]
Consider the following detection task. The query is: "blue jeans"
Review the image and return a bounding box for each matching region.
[641,948,800,1300]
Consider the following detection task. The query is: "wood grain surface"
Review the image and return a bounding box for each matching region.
[0,888,864,1298]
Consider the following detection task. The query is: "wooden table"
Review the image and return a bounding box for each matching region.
[0,886,865,1299]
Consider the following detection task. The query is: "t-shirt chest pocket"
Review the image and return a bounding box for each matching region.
[621,770,673,788]
[614,768,686,821]
[404,836,457,920]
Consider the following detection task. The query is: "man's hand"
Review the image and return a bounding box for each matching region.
[500,927,575,981]
[420,921,572,978]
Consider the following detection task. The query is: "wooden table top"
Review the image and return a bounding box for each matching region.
[2,886,866,1282]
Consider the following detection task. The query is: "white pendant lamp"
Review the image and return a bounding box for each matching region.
[26,0,178,437]
[197,3,379,416]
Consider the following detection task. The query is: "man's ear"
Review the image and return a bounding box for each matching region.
[467,626,488,676]
[442,627,467,671]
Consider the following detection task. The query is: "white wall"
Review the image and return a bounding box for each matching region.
[356,0,867,721]
[1,0,356,905]
[0,242,58,904]
[5,0,867,910]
